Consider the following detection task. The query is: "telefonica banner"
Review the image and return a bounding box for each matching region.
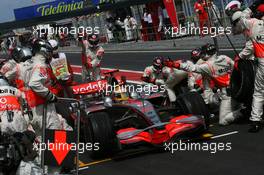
[13,0,110,21]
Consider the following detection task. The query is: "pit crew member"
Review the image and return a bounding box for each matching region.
[166,44,243,125]
[48,39,74,97]
[228,0,264,132]
[81,34,104,82]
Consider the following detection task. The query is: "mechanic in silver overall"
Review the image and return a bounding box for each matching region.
[142,57,188,103]
[225,1,255,62]
[166,44,243,125]
[142,57,165,85]
[81,34,105,82]
[227,0,264,132]
[11,43,72,175]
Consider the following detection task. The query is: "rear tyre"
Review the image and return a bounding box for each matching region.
[231,60,256,104]
[176,91,210,129]
[173,78,189,96]
[83,112,120,158]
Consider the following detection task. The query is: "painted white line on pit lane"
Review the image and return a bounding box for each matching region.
[211,131,239,139]
[62,48,243,54]
[77,166,90,171]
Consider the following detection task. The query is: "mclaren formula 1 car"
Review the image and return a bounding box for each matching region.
[56,70,210,158]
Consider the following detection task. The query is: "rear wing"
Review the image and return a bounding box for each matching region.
[71,80,108,95]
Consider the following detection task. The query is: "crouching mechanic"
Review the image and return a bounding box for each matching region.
[81,34,104,82]
[227,0,264,132]
[142,57,188,104]
[142,57,165,85]
[166,44,243,125]
[49,39,74,97]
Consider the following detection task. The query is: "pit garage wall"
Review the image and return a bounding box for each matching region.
[141,0,178,41]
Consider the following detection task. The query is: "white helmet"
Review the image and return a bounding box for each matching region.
[48,39,58,50]
[48,39,58,55]
[225,1,241,16]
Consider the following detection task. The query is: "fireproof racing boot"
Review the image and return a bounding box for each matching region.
[248,121,261,133]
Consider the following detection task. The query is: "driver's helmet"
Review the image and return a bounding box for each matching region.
[112,85,129,102]
[152,57,163,73]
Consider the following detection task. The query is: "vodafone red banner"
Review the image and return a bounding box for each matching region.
[163,0,179,28]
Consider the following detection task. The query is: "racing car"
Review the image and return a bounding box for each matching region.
[56,71,210,158]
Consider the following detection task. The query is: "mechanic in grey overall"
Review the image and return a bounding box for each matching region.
[227,0,264,132]
[166,44,243,125]
[225,1,255,61]
[13,43,71,174]
[142,57,188,103]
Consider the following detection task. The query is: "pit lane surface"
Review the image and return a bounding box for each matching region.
[66,50,261,175]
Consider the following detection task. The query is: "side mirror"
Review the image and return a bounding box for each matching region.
[130,91,140,99]
[104,97,113,107]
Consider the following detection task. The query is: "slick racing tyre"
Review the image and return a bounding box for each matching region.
[83,112,120,158]
[231,60,256,104]
[173,78,189,96]
[176,91,210,129]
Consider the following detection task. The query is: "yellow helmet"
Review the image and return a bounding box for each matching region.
[113,85,129,102]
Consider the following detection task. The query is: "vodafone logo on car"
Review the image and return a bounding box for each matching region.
[72,80,108,95]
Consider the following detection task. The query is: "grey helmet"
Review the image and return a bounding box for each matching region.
[11,46,22,63]
[19,47,33,62]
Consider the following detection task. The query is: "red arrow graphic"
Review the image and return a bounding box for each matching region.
[49,131,72,165]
